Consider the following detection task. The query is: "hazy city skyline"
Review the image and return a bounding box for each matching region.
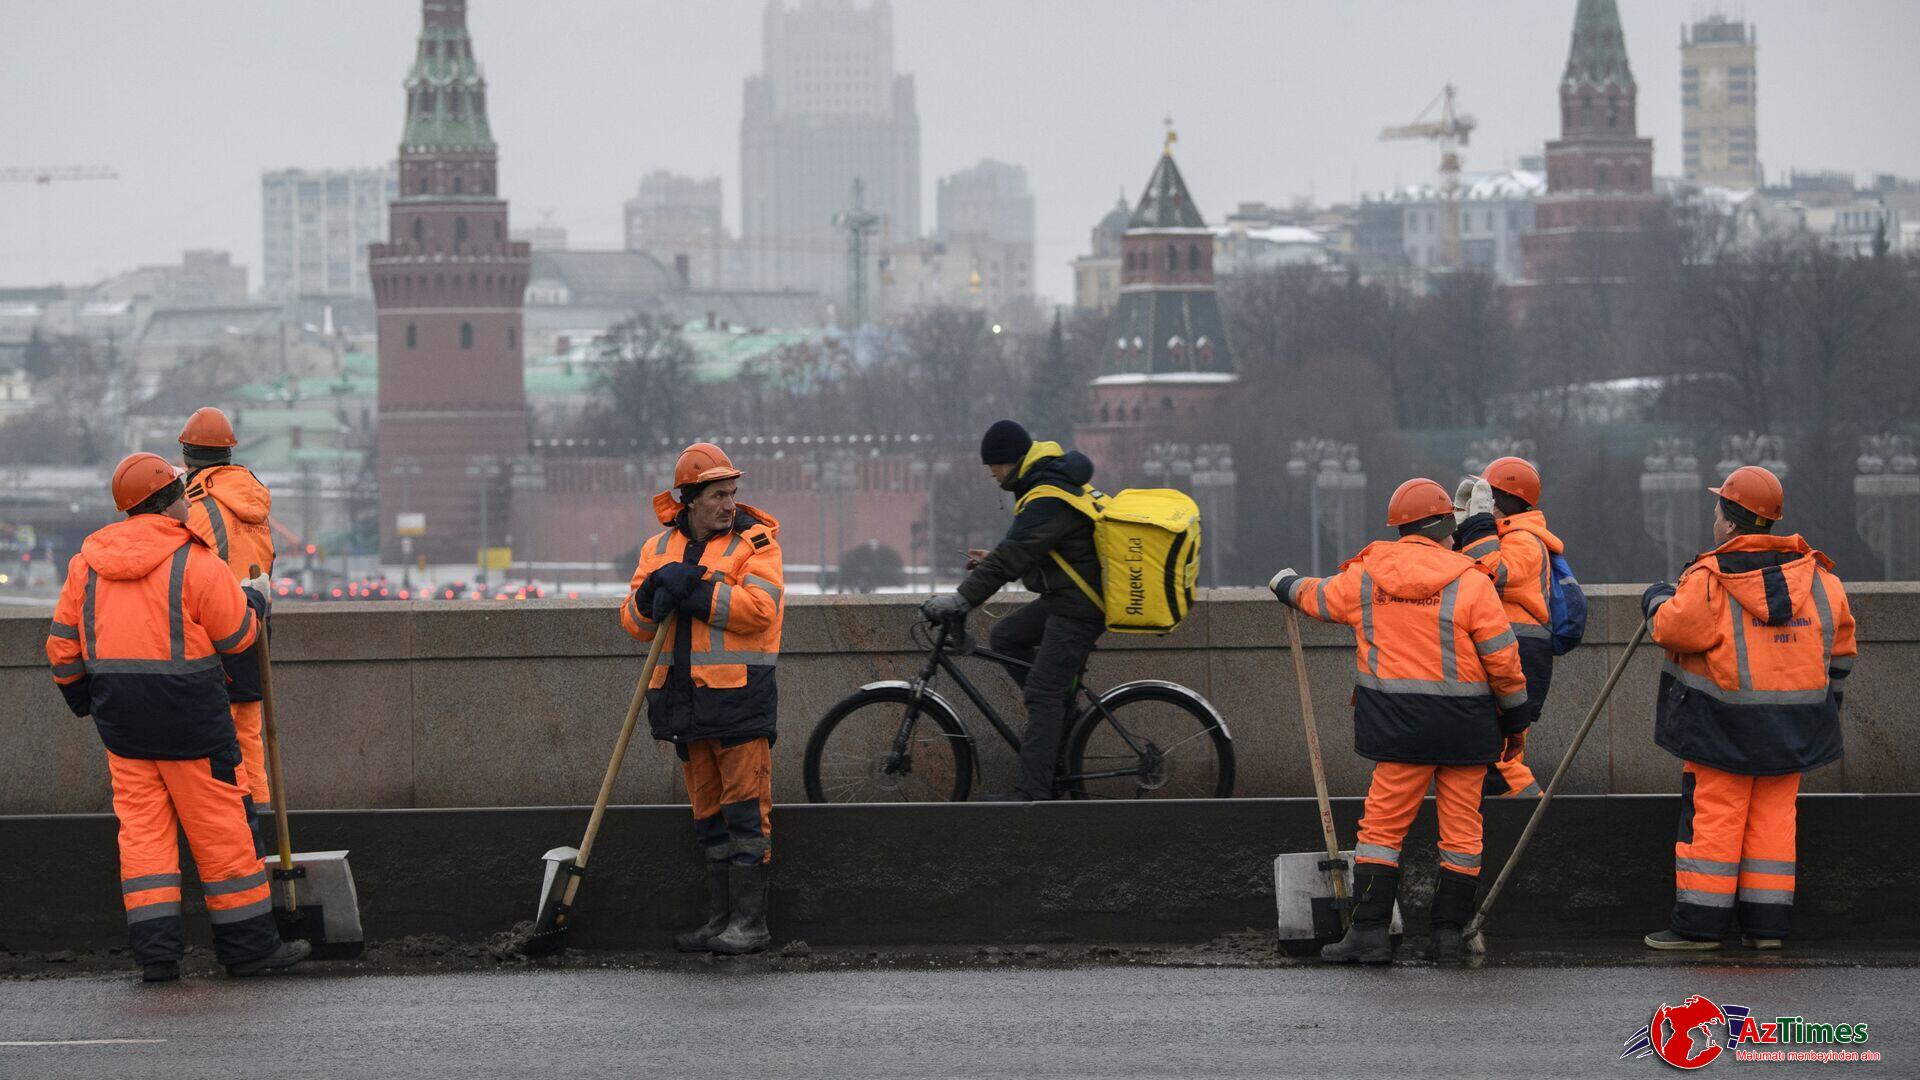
[5,0,1919,302]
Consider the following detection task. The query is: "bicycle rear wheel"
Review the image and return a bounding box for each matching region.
[1063,682,1235,799]
[803,686,974,803]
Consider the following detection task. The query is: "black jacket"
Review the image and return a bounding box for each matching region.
[957,441,1103,623]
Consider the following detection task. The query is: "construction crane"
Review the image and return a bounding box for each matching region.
[0,165,118,186]
[1380,85,1475,270]
[2,166,119,282]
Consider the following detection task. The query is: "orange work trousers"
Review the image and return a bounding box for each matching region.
[1486,744,1542,798]
[1355,761,1485,879]
[108,750,281,966]
[230,699,271,805]
[683,737,772,864]
[1672,761,1799,941]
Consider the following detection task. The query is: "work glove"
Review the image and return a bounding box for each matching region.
[1500,729,1527,763]
[1465,477,1495,518]
[1267,567,1300,606]
[1640,580,1676,620]
[920,592,971,626]
[1453,477,1477,524]
[241,571,273,612]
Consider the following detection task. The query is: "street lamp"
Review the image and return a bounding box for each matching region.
[1641,437,1703,579]
[465,454,503,588]
[510,455,546,588]
[390,456,421,587]
[1855,434,1919,582]
[1287,439,1363,577]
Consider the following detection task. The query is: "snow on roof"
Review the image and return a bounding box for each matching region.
[1090,372,1239,386]
[1390,169,1545,203]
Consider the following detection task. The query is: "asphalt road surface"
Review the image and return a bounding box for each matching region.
[2,960,1913,1079]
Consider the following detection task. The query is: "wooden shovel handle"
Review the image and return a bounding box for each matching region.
[246,565,295,879]
[1287,607,1349,910]
[560,613,672,908]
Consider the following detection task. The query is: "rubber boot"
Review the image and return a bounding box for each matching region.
[141,960,179,984]
[708,861,772,955]
[1320,869,1397,964]
[1425,871,1477,965]
[673,858,733,952]
[225,938,312,977]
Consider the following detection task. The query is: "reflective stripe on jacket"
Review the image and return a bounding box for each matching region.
[620,503,784,744]
[1648,533,1855,775]
[46,515,261,760]
[1282,534,1528,765]
[185,465,275,703]
[1457,510,1562,640]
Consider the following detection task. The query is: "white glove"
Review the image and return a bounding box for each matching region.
[1267,567,1299,604]
[1467,477,1495,518]
[241,572,272,605]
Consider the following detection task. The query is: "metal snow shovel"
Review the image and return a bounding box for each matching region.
[250,566,365,959]
[1274,607,1400,955]
[523,614,673,958]
[1464,619,1650,955]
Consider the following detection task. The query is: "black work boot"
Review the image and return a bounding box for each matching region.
[1425,871,1478,965]
[140,960,180,984]
[1321,870,1398,964]
[709,861,772,955]
[673,858,733,952]
[225,938,311,977]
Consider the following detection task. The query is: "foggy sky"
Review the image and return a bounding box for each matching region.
[4,0,1918,303]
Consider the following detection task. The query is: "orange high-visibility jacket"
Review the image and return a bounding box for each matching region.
[1648,533,1855,776]
[184,464,275,580]
[46,515,262,760]
[184,464,275,703]
[1457,510,1562,640]
[621,502,784,745]
[1281,534,1529,765]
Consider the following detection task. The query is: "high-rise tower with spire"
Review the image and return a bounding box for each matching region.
[370,0,530,564]
[1522,0,1665,282]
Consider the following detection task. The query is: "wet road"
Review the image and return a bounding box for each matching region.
[2,961,1913,1079]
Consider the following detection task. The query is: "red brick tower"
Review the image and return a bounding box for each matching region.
[1074,134,1237,482]
[1522,0,1665,282]
[370,0,530,563]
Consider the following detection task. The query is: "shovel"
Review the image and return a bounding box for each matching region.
[250,564,365,959]
[1274,607,1401,954]
[1464,619,1649,955]
[523,613,672,957]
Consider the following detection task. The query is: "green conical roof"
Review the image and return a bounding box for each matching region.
[1561,0,1635,92]
[1129,152,1207,230]
[400,4,494,149]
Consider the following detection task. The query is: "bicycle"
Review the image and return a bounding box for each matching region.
[802,615,1235,802]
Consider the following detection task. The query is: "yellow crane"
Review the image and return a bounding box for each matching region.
[1380,85,1475,270]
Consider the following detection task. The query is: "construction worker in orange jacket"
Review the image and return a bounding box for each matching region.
[178,406,278,854]
[1452,456,1564,798]
[1641,466,1855,952]
[621,442,784,955]
[1269,478,1530,965]
[46,453,309,983]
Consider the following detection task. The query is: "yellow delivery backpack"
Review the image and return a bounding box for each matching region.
[1013,483,1202,635]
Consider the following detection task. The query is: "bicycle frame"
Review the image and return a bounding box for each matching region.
[890,622,1158,783]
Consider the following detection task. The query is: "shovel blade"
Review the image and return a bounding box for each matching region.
[273,850,365,960]
[1272,849,1404,956]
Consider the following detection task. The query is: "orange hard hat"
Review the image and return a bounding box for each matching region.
[1387,477,1455,526]
[112,452,183,512]
[1482,456,1542,507]
[1710,465,1784,522]
[673,442,742,489]
[179,406,237,448]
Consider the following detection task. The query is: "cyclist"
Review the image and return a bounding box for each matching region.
[922,420,1102,802]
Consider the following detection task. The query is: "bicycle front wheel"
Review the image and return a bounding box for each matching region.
[803,686,974,803]
[1063,683,1235,799]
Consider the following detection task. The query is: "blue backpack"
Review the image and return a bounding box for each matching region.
[1546,552,1587,656]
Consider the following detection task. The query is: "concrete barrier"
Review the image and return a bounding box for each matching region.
[2,796,1914,954]
[4,584,1917,814]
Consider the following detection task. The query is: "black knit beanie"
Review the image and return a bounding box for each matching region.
[979,419,1032,466]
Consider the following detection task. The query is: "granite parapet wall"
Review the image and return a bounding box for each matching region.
[3,584,1916,813]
